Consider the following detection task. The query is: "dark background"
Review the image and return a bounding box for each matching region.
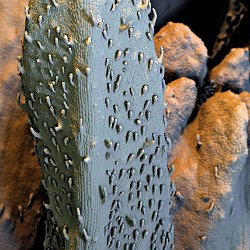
[151,0,250,65]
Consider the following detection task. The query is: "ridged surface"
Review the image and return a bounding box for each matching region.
[19,0,173,249]
[0,0,45,249]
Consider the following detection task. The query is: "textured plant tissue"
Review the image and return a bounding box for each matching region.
[19,0,173,249]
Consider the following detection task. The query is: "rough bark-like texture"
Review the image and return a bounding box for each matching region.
[0,0,44,249]
[164,77,197,146]
[20,1,173,249]
[210,47,250,93]
[154,22,208,85]
[170,91,249,250]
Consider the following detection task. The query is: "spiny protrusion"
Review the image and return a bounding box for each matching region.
[152,8,157,26]
[105,58,110,66]
[75,68,82,79]
[145,110,151,120]
[214,165,219,179]
[62,82,67,93]
[119,169,126,179]
[114,75,122,92]
[48,81,56,93]
[158,46,164,64]
[120,17,129,31]
[83,155,90,164]
[43,147,50,155]
[69,73,74,85]
[115,50,122,60]
[116,124,123,133]
[48,54,54,64]
[146,31,152,40]
[44,203,51,210]
[175,191,184,201]
[106,65,111,78]
[38,16,43,28]
[85,36,92,45]
[129,87,134,96]
[104,139,112,148]
[102,29,108,39]
[139,0,149,10]
[141,126,146,135]
[30,92,35,101]
[196,134,202,149]
[109,116,115,127]
[84,67,91,76]
[27,192,34,208]
[142,230,149,239]
[48,28,51,38]
[148,59,153,70]
[24,6,30,20]
[113,104,118,113]
[52,179,58,188]
[63,56,68,63]
[63,225,69,241]
[107,39,112,48]
[152,95,158,104]
[49,69,53,77]
[77,208,91,241]
[41,179,47,189]
[63,101,69,110]
[138,52,144,62]
[168,165,174,176]
[105,98,110,108]
[124,48,130,57]
[127,153,134,163]
[17,60,25,75]
[37,41,44,50]
[141,84,148,95]
[63,35,69,44]
[51,0,59,8]
[128,27,133,37]
[152,211,158,221]
[134,119,142,125]
[206,201,215,214]
[67,36,74,46]
[68,177,73,188]
[128,110,133,120]
[55,37,59,47]
[124,101,130,111]
[131,132,137,142]
[61,109,66,118]
[149,154,155,164]
[137,11,141,20]
[56,26,61,34]
[55,205,63,216]
[113,185,119,195]
[143,100,150,110]
[125,216,136,227]
[30,127,42,139]
[67,204,72,216]
[46,4,51,14]
[24,31,32,43]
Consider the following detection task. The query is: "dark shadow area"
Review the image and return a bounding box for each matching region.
[151,0,250,66]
